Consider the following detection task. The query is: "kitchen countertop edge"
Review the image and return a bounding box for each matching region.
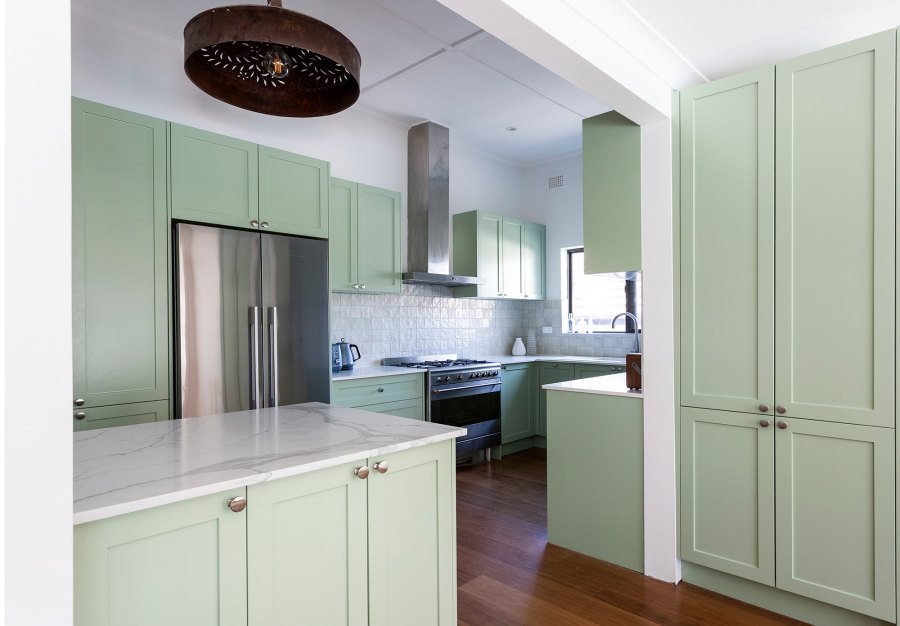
[331,365,425,381]
[543,373,644,398]
[485,355,627,366]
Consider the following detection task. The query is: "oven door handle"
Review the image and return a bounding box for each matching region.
[431,382,501,394]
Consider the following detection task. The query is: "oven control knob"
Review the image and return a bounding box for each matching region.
[457,375,463,381]
[469,373,475,379]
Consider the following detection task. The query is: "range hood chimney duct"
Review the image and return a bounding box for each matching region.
[402,122,482,287]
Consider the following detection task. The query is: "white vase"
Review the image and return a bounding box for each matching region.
[512,337,526,356]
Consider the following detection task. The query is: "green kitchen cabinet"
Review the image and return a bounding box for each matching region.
[170,123,259,230]
[72,99,170,411]
[501,363,534,443]
[248,460,369,626]
[679,67,775,416]
[774,30,895,428]
[331,373,425,420]
[537,362,575,436]
[329,178,402,294]
[73,400,169,432]
[258,145,329,238]
[681,408,895,621]
[75,490,248,626]
[547,391,643,572]
[582,111,641,274]
[574,364,621,379]
[453,211,546,300]
[522,221,546,300]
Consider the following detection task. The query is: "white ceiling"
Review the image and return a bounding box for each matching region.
[72,0,900,164]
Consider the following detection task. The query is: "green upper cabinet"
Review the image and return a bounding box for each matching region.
[453,211,546,300]
[72,99,169,409]
[774,30,895,427]
[522,221,546,300]
[583,111,641,274]
[329,178,401,293]
[75,490,248,626]
[258,145,329,238]
[501,363,534,443]
[679,67,775,416]
[170,123,259,230]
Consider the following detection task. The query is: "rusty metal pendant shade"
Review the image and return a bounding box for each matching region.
[184,0,361,117]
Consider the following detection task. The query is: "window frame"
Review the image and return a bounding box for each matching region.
[565,247,639,334]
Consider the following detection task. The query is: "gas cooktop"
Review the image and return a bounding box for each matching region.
[383,355,499,371]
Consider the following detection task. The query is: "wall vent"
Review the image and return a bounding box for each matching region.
[548,174,564,189]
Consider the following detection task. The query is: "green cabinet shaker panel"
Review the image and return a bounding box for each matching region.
[329,178,358,291]
[247,460,368,626]
[170,123,259,229]
[537,362,575,436]
[73,400,169,432]
[501,363,534,443]
[358,183,402,293]
[547,391,643,572]
[258,145,328,238]
[582,111,641,274]
[72,99,170,409]
[75,490,248,626]
[775,418,895,620]
[574,364,620,379]
[363,398,426,420]
[680,408,775,585]
[679,68,775,416]
[367,441,456,626]
[775,30,895,427]
[501,217,524,298]
[522,221,546,300]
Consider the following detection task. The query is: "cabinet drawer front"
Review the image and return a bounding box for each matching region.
[332,375,423,407]
[362,398,425,420]
[74,400,169,432]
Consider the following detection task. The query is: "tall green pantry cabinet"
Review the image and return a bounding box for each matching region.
[678,30,896,622]
[72,99,170,430]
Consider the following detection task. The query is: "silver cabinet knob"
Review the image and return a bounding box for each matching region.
[354,466,370,480]
[758,404,770,413]
[250,219,260,228]
[524,294,530,298]
[360,284,367,289]
[74,398,85,407]
[74,411,86,421]
[552,363,559,368]
[777,421,788,430]
[261,222,269,229]
[776,405,786,414]
[228,496,247,513]
[373,461,389,474]
[759,419,770,428]
[377,387,384,393]
[352,284,360,289]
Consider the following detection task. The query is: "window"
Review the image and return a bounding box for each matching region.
[563,247,641,333]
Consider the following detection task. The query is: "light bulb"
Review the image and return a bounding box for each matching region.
[264,47,291,79]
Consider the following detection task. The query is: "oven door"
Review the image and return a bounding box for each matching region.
[430,382,500,427]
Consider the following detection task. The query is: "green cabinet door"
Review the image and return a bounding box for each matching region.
[501,363,533,443]
[358,183,402,293]
[72,99,170,409]
[574,364,618,379]
[368,441,456,626]
[680,408,775,585]
[522,221,546,300]
[774,31,895,427]
[75,490,248,626]
[73,399,169,432]
[258,146,328,238]
[170,123,259,230]
[775,418,895,620]
[247,460,368,626]
[537,362,575,436]
[363,398,426,420]
[329,178,358,291]
[679,68,775,416]
[501,217,524,298]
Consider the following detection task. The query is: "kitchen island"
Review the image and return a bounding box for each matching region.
[75,403,464,626]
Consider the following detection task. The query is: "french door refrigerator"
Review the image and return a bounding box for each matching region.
[175,222,330,419]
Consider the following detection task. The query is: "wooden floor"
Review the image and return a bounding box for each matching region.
[456,448,805,626]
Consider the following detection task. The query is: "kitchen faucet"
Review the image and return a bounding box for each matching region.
[612,312,641,354]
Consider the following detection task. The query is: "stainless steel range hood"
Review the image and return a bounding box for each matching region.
[402,122,482,287]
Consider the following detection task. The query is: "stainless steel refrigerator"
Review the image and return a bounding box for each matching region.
[175,223,330,419]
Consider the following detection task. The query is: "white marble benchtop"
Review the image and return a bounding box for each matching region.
[331,365,424,382]
[543,373,643,398]
[74,403,464,525]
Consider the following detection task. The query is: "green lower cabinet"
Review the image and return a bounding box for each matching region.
[546,391,643,572]
[362,398,425,420]
[368,441,456,626]
[537,363,575,436]
[574,364,620,379]
[73,400,169,432]
[248,460,368,626]
[75,490,248,626]
[501,363,534,443]
[331,374,425,420]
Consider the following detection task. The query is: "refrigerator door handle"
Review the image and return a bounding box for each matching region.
[249,306,261,409]
[268,306,279,407]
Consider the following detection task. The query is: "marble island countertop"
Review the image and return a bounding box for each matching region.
[542,372,643,398]
[74,403,464,525]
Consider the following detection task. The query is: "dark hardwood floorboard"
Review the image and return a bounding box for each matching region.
[456,448,806,626]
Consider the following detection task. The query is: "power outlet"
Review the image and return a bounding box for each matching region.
[542,326,553,334]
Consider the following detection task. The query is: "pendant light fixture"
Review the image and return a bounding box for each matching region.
[183,0,361,117]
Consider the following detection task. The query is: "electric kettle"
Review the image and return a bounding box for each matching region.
[331,344,343,373]
[336,338,361,371]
